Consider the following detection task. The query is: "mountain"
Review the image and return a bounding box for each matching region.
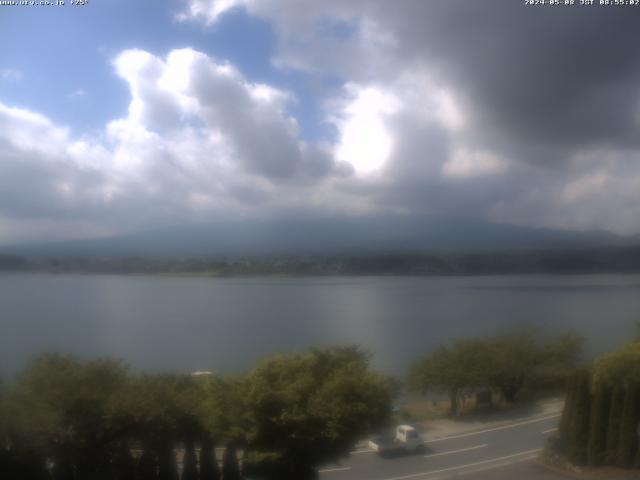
[2,215,635,258]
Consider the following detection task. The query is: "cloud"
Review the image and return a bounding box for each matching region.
[176,0,251,25]
[0,48,357,243]
[0,68,22,82]
[68,89,87,99]
[331,84,399,175]
[179,0,640,235]
[3,2,640,246]
[110,48,340,180]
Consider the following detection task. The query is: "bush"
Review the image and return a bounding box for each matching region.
[587,383,610,466]
[617,384,640,468]
[199,437,220,480]
[558,373,577,453]
[222,446,241,480]
[568,370,591,465]
[605,385,625,465]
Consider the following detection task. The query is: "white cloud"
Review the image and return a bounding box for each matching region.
[0,68,22,82]
[332,85,399,175]
[443,149,507,179]
[3,2,640,244]
[176,0,252,25]
[68,89,87,98]
[0,47,354,243]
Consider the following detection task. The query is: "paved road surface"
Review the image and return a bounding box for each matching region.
[319,412,563,480]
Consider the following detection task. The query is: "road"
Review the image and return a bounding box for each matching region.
[319,412,563,480]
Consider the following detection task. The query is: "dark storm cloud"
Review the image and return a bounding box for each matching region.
[370,1,640,152]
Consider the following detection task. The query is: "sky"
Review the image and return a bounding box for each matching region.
[2,0,640,246]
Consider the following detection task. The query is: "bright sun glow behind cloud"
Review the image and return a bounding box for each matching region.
[335,86,399,175]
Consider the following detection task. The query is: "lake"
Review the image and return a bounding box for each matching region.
[1,273,639,377]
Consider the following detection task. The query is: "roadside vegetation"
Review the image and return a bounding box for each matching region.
[408,329,583,416]
[0,346,392,480]
[4,326,638,479]
[553,331,640,471]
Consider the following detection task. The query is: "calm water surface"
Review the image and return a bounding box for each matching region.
[1,273,639,376]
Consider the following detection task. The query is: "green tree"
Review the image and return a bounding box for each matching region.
[605,385,624,465]
[486,331,540,403]
[137,446,158,480]
[201,376,247,447]
[0,378,49,480]
[533,332,585,392]
[410,330,583,412]
[616,384,640,468]
[182,439,198,480]
[110,443,136,480]
[486,330,582,403]
[221,445,241,480]
[241,346,391,479]
[568,369,591,466]
[558,373,577,454]
[11,353,129,479]
[592,340,640,468]
[116,375,186,480]
[409,340,489,415]
[593,342,640,387]
[199,436,220,480]
[587,382,610,466]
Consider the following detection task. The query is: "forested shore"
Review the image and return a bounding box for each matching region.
[3,247,640,276]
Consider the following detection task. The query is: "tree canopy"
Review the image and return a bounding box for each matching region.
[410,329,583,413]
[557,326,640,471]
[241,346,392,479]
[593,341,640,388]
[1,346,392,480]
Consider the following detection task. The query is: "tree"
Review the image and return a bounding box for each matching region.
[593,342,640,387]
[221,445,241,480]
[241,346,392,479]
[181,439,198,480]
[486,330,540,403]
[199,436,220,480]
[410,330,583,412]
[137,446,158,480]
[605,385,625,465]
[116,375,186,480]
[587,382,610,466]
[616,384,640,468]
[0,378,49,480]
[486,330,583,403]
[110,443,136,480]
[201,376,247,447]
[157,440,178,480]
[534,332,585,392]
[11,353,129,479]
[558,373,577,454]
[409,340,490,415]
[568,369,591,466]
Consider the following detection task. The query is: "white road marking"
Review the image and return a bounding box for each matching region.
[460,453,539,475]
[424,443,488,458]
[424,413,561,443]
[381,448,543,480]
[350,449,373,455]
[318,466,353,473]
[542,427,558,434]
[459,460,514,475]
